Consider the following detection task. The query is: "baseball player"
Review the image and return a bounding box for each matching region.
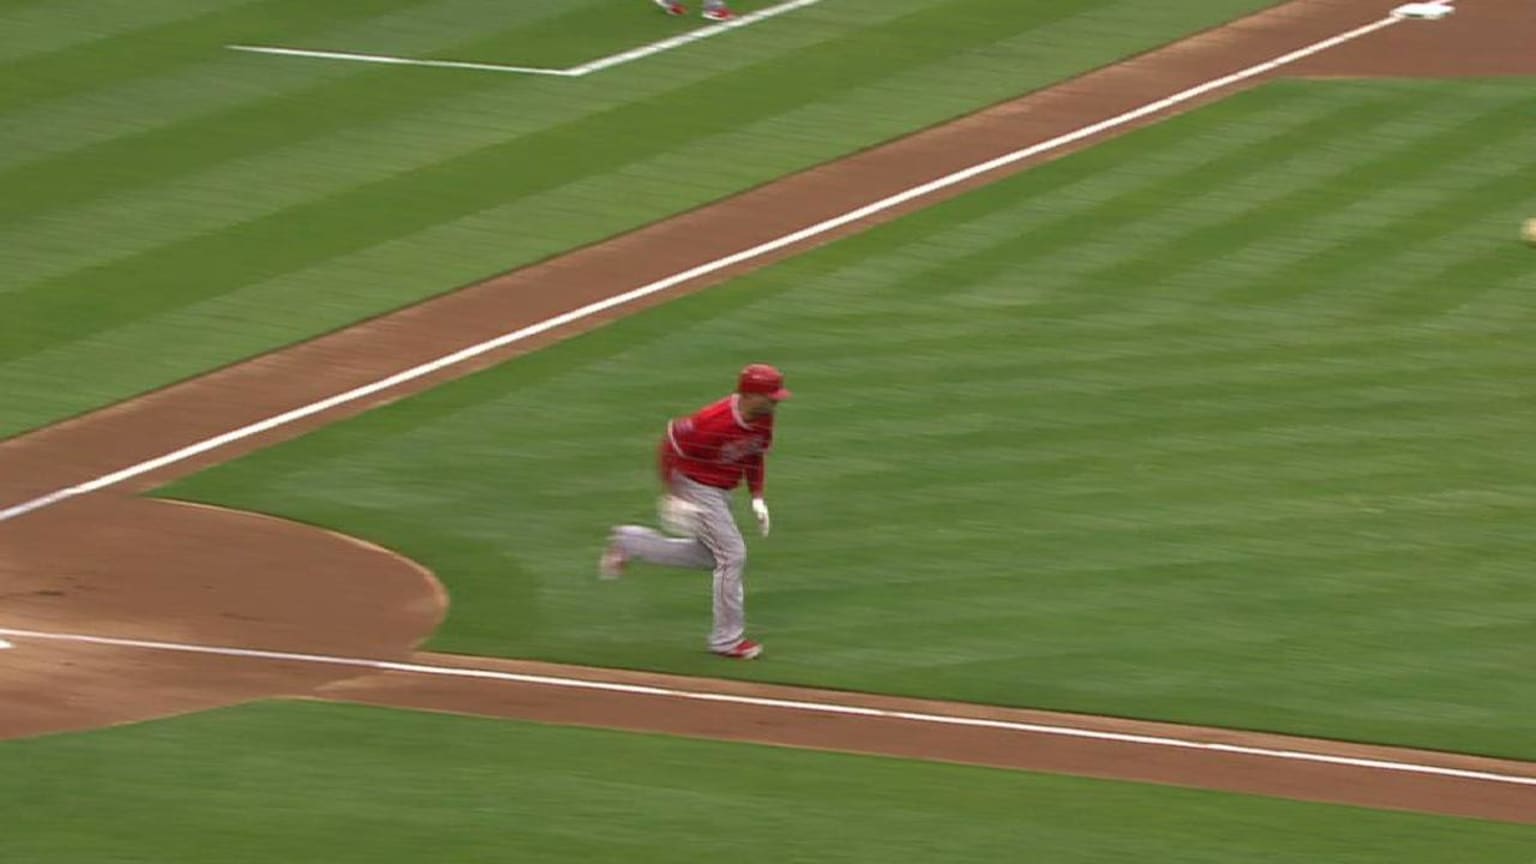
[653,0,736,21]
[600,364,791,659]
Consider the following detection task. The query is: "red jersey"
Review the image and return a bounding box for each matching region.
[659,395,774,496]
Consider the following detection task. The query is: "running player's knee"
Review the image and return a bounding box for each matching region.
[714,538,747,570]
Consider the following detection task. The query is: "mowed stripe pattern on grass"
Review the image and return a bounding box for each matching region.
[0,0,1281,438]
[164,79,1536,759]
[5,701,1533,863]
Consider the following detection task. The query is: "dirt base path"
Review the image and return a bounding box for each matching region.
[3,0,1533,825]
[313,653,1536,824]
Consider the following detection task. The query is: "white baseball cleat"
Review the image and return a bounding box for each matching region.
[711,639,763,660]
[598,537,627,581]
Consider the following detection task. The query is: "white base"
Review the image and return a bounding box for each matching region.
[1391,2,1454,20]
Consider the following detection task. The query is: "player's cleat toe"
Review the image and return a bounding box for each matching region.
[654,0,687,14]
[598,539,627,581]
[702,6,735,20]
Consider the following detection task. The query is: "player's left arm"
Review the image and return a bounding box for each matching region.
[746,452,770,536]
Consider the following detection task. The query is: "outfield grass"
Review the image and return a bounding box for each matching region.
[0,0,1280,438]
[163,78,1536,758]
[1,701,1529,862]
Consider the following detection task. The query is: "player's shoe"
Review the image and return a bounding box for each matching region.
[711,639,763,660]
[654,0,687,15]
[598,536,627,581]
[702,5,736,21]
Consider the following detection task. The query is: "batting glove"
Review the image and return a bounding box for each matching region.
[751,498,771,537]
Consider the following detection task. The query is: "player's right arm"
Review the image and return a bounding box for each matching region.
[659,413,708,488]
[657,434,676,489]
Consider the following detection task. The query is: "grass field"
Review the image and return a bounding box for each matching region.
[165,77,1536,759]
[0,0,1280,439]
[2,701,1529,863]
[8,0,1536,855]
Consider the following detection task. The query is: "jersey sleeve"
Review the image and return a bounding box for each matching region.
[657,434,675,486]
[746,422,773,497]
[744,451,765,497]
[666,416,705,459]
[661,414,709,486]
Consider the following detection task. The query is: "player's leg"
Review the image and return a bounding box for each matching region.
[689,489,751,654]
[601,477,718,578]
[702,0,734,21]
[608,524,713,570]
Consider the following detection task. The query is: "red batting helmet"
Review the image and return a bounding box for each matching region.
[737,364,792,400]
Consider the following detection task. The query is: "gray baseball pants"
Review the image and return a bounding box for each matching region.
[613,474,746,652]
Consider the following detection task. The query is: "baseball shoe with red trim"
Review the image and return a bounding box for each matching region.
[654,0,687,15]
[598,537,627,581]
[712,639,763,660]
[702,5,736,21]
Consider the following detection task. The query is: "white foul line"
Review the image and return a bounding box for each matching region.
[0,625,1531,789]
[0,6,1418,524]
[226,44,577,76]
[568,0,825,75]
[228,0,826,78]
